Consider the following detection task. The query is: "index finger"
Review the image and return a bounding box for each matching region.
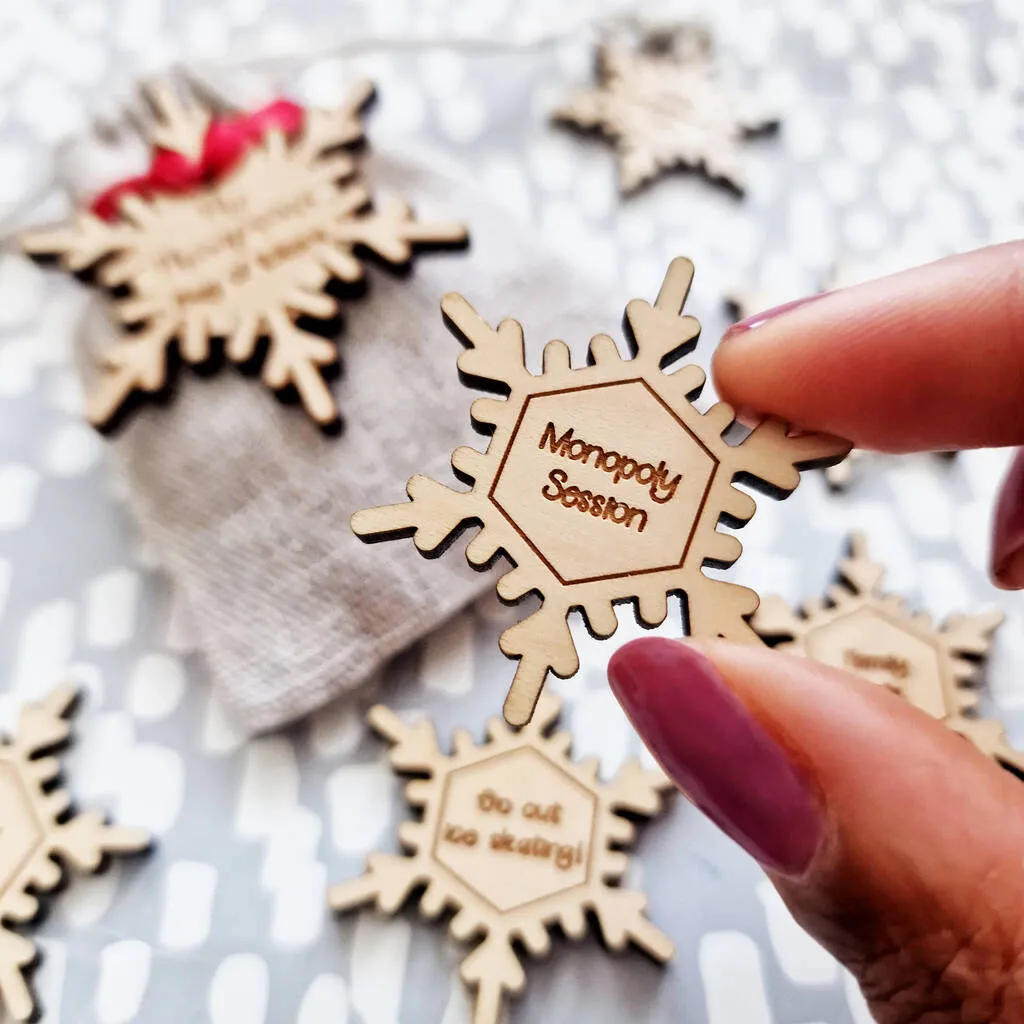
[712,243,1024,453]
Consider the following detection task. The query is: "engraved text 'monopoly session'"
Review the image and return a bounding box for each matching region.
[538,422,683,534]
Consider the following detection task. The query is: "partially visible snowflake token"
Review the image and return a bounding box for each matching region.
[820,438,955,491]
[0,685,149,1021]
[723,286,784,325]
[352,257,850,725]
[554,23,776,193]
[330,694,673,1024]
[22,80,467,428]
[752,534,1020,773]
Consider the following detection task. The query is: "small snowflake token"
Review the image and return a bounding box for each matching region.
[0,685,149,1021]
[553,23,776,193]
[352,257,850,725]
[330,694,673,1024]
[22,80,467,429]
[723,287,783,325]
[751,534,1020,773]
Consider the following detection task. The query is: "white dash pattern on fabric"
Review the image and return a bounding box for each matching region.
[94,940,152,1024]
[159,861,218,951]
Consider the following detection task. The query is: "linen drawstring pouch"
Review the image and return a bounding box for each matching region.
[72,142,616,730]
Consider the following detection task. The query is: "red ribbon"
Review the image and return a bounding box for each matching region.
[91,99,306,221]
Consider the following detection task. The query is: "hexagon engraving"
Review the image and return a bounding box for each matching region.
[0,761,43,898]
[804,606,946,718]
[490,380,718,585]
[433,747,597,912]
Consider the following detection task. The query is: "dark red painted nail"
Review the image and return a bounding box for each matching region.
[992,449,1024,590]
[608,637,822,877]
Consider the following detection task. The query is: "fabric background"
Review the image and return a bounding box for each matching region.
[0,1,1023,1022]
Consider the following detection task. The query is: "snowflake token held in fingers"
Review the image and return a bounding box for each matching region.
[352,257,850,725]
[0,685,149,1021]
[22,80,467,428]
[752,534,1019,773]
[330,695,673,1024]
[554,23,776,193]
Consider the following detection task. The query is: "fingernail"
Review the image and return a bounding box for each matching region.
[992,449,1024,590]
[608,637,822,876]
[723,292,828,343]
[732,405,762,429]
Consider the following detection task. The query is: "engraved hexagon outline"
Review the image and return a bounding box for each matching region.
[803,604,947,706]
[0,759,46,902]
[431,746,599,915]
[488,378,719,586]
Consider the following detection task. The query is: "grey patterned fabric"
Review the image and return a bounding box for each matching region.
[1,2,1023,1023]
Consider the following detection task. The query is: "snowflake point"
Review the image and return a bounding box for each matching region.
[656,255,695,309]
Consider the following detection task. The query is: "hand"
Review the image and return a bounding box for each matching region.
[608,243,1024,1024]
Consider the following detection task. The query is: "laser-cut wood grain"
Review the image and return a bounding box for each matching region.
[554,24,776,193]
[0,685,149,1021]
[22,80,467,428]
[330,694,672,1024]
[352,257,851,725]
[752,533,1018,772]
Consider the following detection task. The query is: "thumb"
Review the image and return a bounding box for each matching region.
[608,637,1024,1024]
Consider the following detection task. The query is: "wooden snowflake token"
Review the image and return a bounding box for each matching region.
[330,694,673,1024]
[0,685,149,1021]
[22,80,467,428]
[752,533,1020,772]
[723,287,782,325]
[352,257,851,725]
[553,23,776,193]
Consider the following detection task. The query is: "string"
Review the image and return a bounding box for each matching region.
[197,5,707,74]
[0,20,591,240]
[0,2,691,241]
[213,21,597,70]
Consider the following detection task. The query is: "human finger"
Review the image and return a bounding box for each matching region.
[609,636,1024,1024]
[712,243,1024,452]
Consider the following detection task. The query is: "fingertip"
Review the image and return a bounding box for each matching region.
[607,636,822,877]
[993,549,1024,591]
[992,449,1024,590]
[620,638,1024,1024]
[711,246,1024,452]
